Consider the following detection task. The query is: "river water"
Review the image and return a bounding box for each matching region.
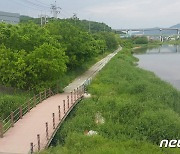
[134,45,180,90]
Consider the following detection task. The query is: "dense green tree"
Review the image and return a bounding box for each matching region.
[46,21,107,68]
[0,45,27,89]
[0,22,58,52]
[26,43,68,90]
[0,20,119,91]
[98,32,119,50]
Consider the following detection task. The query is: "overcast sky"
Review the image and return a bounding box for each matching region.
[0,0,180,29]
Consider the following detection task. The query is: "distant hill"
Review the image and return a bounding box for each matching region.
[19,15,113,33]
[170,23,180,29]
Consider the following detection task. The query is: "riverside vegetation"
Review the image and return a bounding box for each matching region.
[42,46,180,153]
[0,19,119,119]
[1,18,180,153]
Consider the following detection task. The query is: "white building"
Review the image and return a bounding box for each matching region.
[0,11,20,24]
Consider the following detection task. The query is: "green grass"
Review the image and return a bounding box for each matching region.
[133,42,162,51]
[41,48,180,154]
[0,91,31,119]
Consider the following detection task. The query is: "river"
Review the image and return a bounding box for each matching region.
[134,44,180,90]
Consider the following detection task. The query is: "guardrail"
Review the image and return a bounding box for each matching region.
[0,87,57,138]
[29,73,102,154]
[29,84,85,154]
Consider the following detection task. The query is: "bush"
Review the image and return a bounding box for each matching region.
[134,37,148,44]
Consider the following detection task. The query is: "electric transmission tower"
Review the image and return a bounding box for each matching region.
[51,1,61,19]
[72,13,78,24]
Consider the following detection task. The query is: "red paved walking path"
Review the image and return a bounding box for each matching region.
[0,47,121,154]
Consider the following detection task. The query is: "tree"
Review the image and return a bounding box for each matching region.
[46,21,106,68]
[133,37,148,44]
[0,45,27,89]
[98,32,119,51]
[26,43,68,90]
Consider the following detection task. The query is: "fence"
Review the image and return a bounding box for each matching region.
[0,87,57,138]
[29,84,85,154]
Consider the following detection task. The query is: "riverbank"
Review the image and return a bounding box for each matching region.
[133,42,162,53]
[42,48,180,153]
[163,40,180,45]
[135,44,180,90]
[133,40,180,52]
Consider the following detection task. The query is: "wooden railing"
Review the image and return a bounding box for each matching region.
[29,84,85,153]
[0,87,57,138]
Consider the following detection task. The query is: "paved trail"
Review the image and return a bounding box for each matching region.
[0,47,121,154]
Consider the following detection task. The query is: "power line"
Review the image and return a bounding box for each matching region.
[10,0,73,19]
[33,0,50,7]
[11,0,46,11]
[20,0,49,9]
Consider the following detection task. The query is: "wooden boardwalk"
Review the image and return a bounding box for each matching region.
[0,47,121,154]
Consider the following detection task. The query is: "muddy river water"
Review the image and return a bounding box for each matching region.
[135,45,180,90]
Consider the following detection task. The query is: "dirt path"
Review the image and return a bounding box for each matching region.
[0,47,121,154]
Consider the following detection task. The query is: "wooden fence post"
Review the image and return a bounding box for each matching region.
[37,134,40,151]
[11,112,14,127]
[45,89,47,99]
[49,88,51,97]
[81,85,84,97]
[83,84,85,94]
[67,96,69,109]
[76,87,79,100]
[74,89,76,103]
[58,106,61,121]
[79,86,82,97]
[52,113,55,129]
[34,95,37,107]
[63,100,66,114]
[71,92,73,105]
[20,106,23,119]
[28,101,30,112]
[39,92,42,103]
[30,142,34,154]
[46,122,49,140]
[0,121,3,138]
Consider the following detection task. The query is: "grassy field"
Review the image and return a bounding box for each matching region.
[42,48,180,154]
[0,89,32,119]
[133,42,162,50]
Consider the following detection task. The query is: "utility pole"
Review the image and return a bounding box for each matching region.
[39,14,49,27]
[51,1,61,19]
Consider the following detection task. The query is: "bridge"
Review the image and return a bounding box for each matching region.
[116,28,180,41]
[0,47,121,154]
